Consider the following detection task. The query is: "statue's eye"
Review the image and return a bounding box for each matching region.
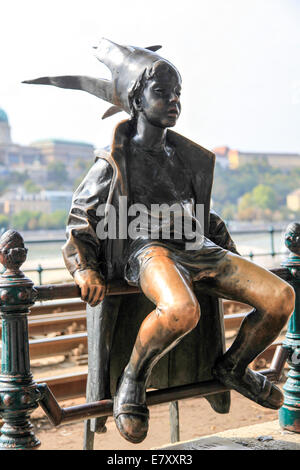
[154,88,164,94]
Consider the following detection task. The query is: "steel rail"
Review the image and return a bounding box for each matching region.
[33,342,285,402]
[0,312,249,359]
[37,344,289,426]
[33,266,291,303]
[0,310,244,340]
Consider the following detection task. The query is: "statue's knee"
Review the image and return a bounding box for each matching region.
[268,281,295,327]
[159,298,200,335]
[280,283,295,318]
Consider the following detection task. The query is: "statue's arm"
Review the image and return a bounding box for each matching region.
[62,158,113,279]
[209,209,240,255]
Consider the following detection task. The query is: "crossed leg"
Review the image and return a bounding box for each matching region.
[114,248,295,443]
[194,252,295,374]
[114,251,200,443]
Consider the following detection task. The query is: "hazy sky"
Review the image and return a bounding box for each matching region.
[1,0,300,153]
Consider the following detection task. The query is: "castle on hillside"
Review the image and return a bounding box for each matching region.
[0,107,95,183]
[213,146,300,170]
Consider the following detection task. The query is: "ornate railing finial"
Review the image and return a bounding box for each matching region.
[284,222,300,257]
[0,230,28,276]
[0,230,41,449]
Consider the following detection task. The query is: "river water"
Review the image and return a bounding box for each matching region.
[20,229,289,285]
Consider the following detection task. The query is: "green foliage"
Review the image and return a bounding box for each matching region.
[12,210,42,231]
[0,215,10,230]
[0,178,9,196]
[252,185,277,210]
[73,159,93,190]
[221,203,237,221]
[38,210,68,229]
[11,209,68,230]
[9,171,30,185]
[24,179,41,194]
[46,161,68,186]
[212,160,300,221]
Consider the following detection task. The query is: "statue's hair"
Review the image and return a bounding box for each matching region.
[128,66,156,121]
[128,59,181,124]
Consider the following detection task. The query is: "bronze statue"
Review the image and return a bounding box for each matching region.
[24,39,295,444]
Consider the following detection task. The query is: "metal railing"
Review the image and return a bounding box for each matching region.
[10,226,287,285]
[0,222,299,450]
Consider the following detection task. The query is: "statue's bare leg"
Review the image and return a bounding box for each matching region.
[196,252,295,404]
[114,248,295,443]
[114,248,200,443]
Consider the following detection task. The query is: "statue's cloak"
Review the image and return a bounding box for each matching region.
[63,119,237,432]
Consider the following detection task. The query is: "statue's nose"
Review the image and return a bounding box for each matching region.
[169,92,180,104]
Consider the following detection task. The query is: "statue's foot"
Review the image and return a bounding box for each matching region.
[212,359,283,410]
[113,372,149,444]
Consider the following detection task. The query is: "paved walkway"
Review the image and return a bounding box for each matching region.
[153,420,300,450]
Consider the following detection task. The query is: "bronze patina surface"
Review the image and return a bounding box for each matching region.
[24,39,295,445]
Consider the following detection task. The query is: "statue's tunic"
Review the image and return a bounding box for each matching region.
[125,141,228,286]
[62,120,238,283]
[61,120,237,432]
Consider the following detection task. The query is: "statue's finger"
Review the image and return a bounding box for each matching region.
[87,285,97,304]
[81,285,89,302]
[89,286,103,307]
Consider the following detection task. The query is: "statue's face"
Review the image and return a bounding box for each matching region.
[0,250,4,267]
[139,62,181,128]
[285,223,300,256]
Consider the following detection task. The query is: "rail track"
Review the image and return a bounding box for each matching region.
[0,299,250,360]
[0,298,284,401]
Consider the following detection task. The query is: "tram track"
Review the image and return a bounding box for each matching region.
[0,302,250,360]
[0,299,285,400]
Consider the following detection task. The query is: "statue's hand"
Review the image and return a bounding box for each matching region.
[74,269,106,307]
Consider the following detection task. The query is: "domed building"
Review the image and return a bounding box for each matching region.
[0,107,45,178]
[0,108,12,144]
[0,106,94,184]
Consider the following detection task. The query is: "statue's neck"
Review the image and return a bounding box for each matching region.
[131,114,168,153]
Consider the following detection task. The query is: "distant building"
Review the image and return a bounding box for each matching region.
[40,190,73,212]
[31,139,94,180]
[213,145,300,170]
[0,107,95,183]
[227,150,300,170]
[1,189,73,215]
[213,146,230,168]
[287,189,300,212]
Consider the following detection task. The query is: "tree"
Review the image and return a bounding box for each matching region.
[0,215,9,230]
[251,184,277,211]
[46,162,68,186]
[12,210,42,231]
[221,203,237,221]
[24,179,41,194]
[0,179,9,196]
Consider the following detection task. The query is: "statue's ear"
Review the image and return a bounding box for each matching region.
[132,96,143,113]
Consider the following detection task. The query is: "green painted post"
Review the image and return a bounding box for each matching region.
[37,264,43,286]
[0,230,41,449]
[269,225,275,257]
[279,222,300,432]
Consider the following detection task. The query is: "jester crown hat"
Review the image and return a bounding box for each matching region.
[23,38,178,119]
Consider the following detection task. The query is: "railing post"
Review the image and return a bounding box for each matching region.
[279,222,300,432]
[37,264,43,286]
[169,400,180,443]
[0,230,41,449]
[269,225,275,257]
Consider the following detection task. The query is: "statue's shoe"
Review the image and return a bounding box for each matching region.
[113,374,149,444]
[212,360,283,410]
